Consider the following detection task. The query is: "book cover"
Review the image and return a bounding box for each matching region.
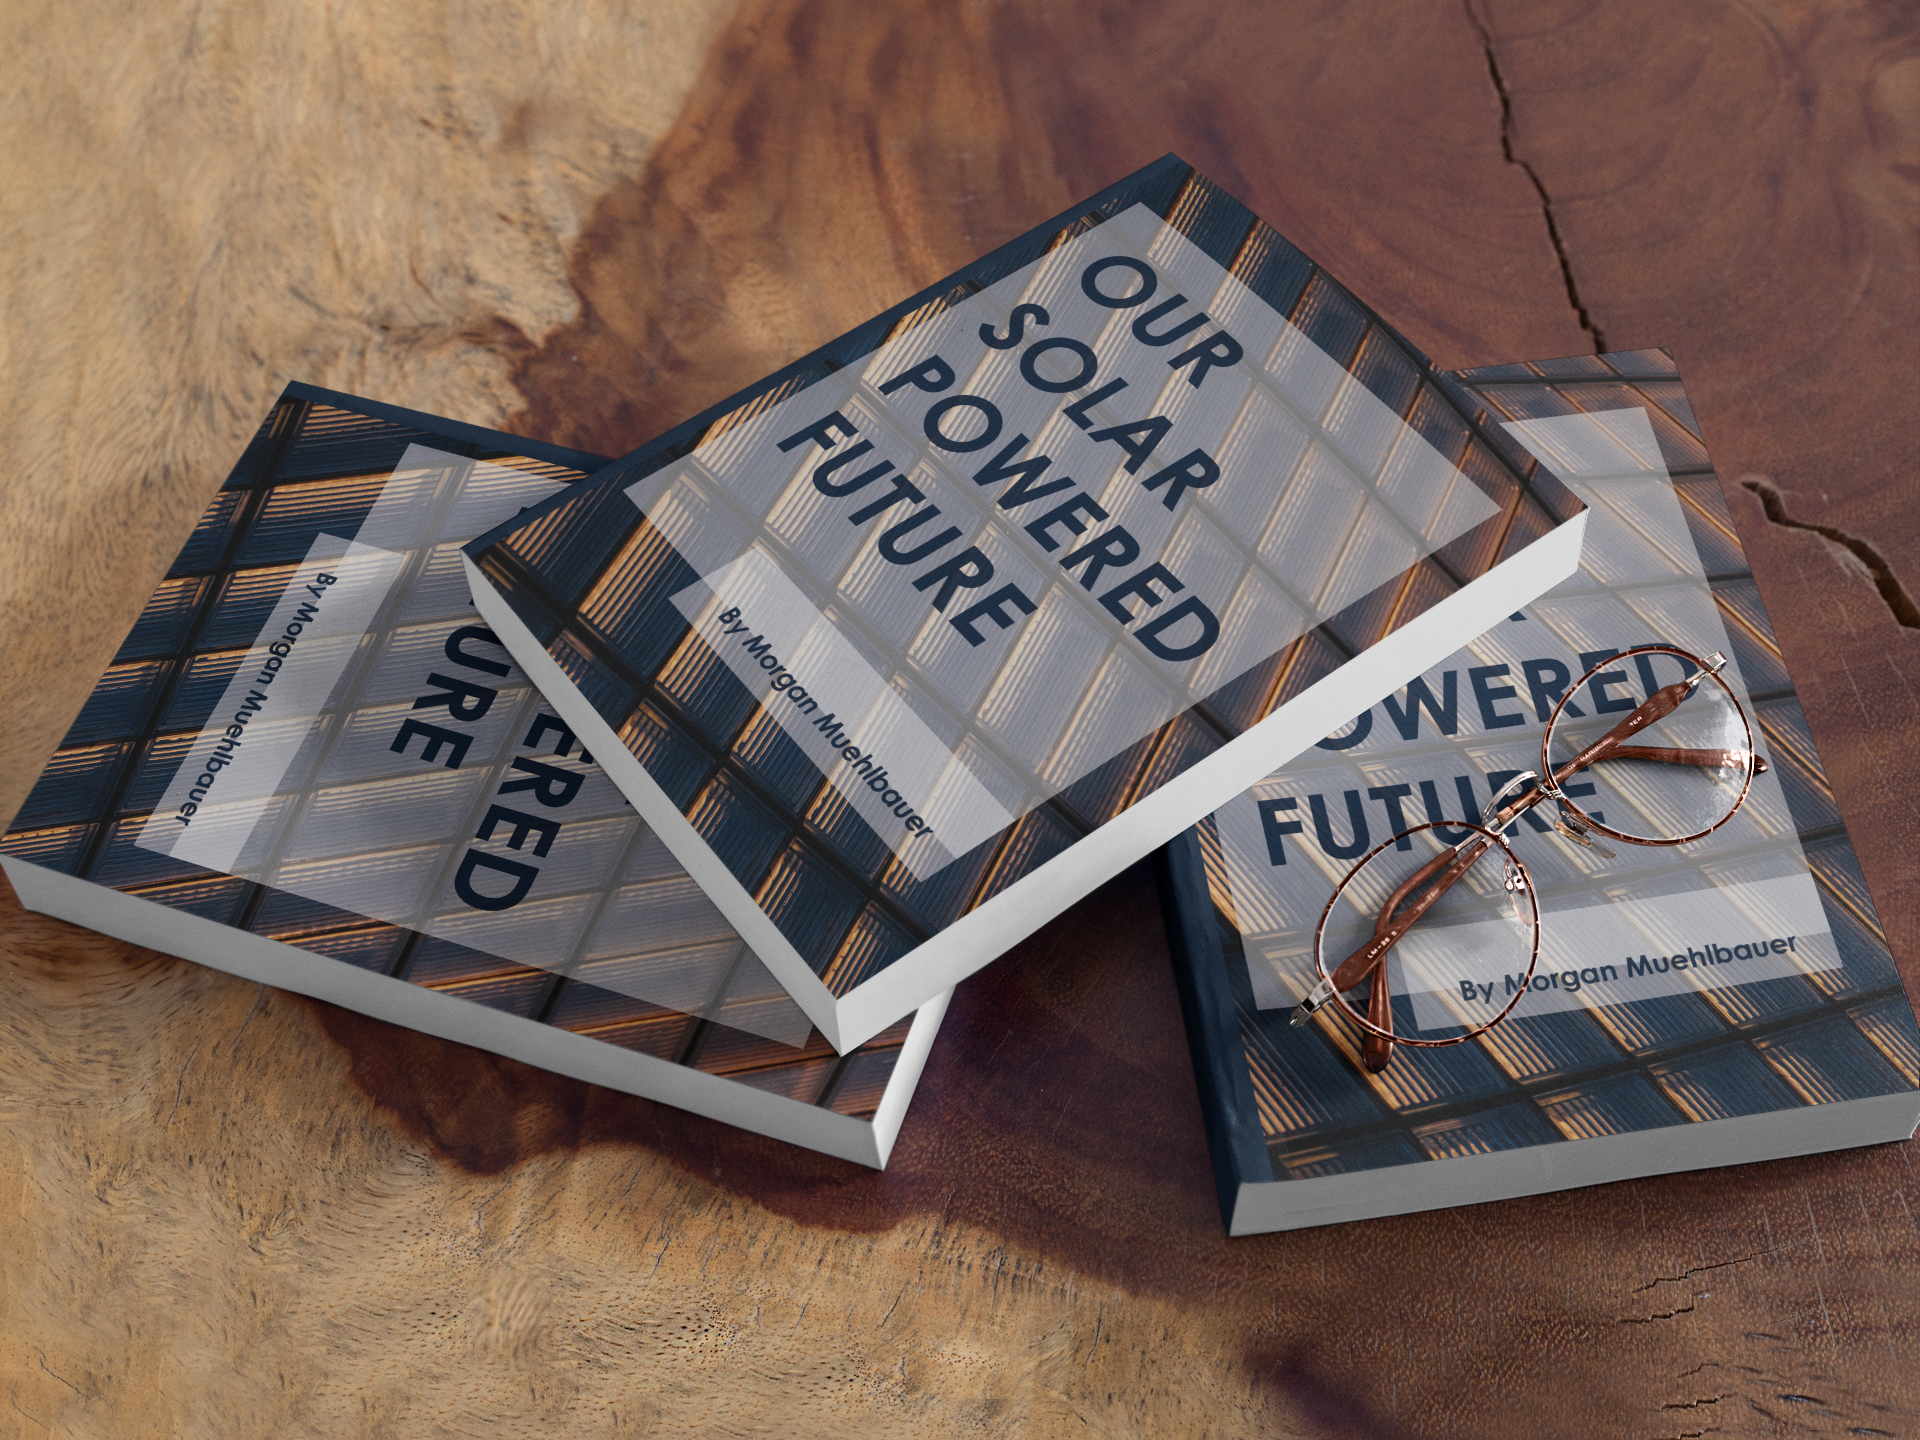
[1160,350,1920,1233]
[460,154,1590,1051]
[0,386,945,1168]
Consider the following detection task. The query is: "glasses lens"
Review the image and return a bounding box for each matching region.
[1316,824,1538,1045]
[1545,651,1753,844]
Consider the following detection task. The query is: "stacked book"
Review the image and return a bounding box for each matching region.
[7,156,1913,1221]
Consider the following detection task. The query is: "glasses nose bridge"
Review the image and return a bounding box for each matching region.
[1478,769,1539,831]
[1303,644,1755,1070]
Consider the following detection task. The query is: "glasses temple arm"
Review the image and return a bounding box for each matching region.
[1362,963,1395,1073]
[1322,839,1492,996]
[1539,655,1748,799]
[1297,772,1533,1022]
[1575,743,1767,775]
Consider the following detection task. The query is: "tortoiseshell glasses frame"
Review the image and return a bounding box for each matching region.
[1290,645,1768,1073]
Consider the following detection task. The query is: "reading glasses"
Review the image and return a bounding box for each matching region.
[1289,644,1769,1073]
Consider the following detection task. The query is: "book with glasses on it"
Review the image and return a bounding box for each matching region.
[0,385,947,1168]
[1159,350,1920,1234]
[459,153,1591,1052]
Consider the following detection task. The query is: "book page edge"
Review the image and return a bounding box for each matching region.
[1226,1089,1920,1234]
[1,855,929,1168]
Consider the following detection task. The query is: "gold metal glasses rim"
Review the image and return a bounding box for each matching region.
[1294,642,1764,1073]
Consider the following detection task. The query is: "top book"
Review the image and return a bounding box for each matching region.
[462,154,1589,1050]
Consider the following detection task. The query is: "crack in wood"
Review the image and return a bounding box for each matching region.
[1463,0,1608,353]
[165,1037,205,1128]
[1633,1246,1785,1292]
[10,1388,47,1427]
[1621,1302,1699,1324]
[220,983,270,1056]
[1662,1393,1731,1411]
[35,1350,81,1396]
[1742,479,1920,630]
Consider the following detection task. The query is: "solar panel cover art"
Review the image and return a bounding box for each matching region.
[464,154,1589,1049]
[1162,353,1920,1232]
[0,387,935,1159]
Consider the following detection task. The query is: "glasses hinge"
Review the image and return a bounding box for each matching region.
[1684,650,1729,697]
[1291,976,1336,1027]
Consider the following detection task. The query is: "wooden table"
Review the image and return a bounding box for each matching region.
[5,2,1917,1433]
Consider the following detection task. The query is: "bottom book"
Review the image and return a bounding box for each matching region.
[2,384,944,1168]
[1160,350,1920,1233]
[4,860,946,1168]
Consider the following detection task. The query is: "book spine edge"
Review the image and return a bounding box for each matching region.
[1154,831,1271,1232]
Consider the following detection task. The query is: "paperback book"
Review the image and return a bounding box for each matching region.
[461,153,1590,1051]
[1160,351,1920,1232]
[0,386,945,1167]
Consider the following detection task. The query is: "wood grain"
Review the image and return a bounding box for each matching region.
[6,1,1920,1435]
[504,0,1594,461]
[0,0,738,830]
[1475,0,1920,970]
